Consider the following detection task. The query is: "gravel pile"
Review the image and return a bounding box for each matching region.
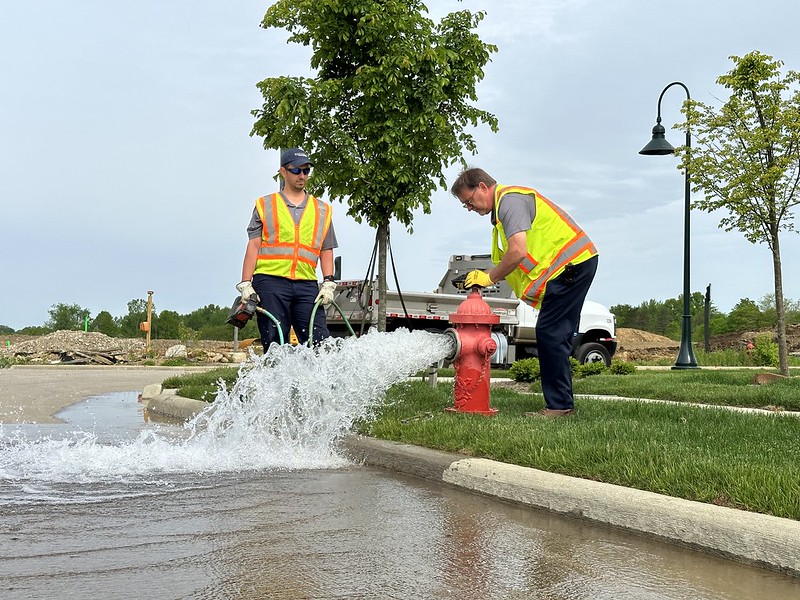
[1,331,145,363]
[1,331,242,365]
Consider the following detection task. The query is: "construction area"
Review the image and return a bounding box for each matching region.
[3,326,800,366]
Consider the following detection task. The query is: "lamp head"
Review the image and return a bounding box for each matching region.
[639,121,675,155]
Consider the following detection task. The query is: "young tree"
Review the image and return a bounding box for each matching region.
[680,51,800,375]
[252,0,498,330]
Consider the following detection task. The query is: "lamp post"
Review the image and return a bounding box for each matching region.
[639,81,698,369]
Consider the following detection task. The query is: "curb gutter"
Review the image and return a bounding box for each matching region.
[143,386,799,578]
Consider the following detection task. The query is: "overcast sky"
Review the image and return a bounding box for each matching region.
[2,0,799,330]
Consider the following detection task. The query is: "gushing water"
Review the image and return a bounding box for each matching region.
[0,330,451,503]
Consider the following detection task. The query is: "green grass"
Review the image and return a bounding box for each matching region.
[162,367,238,401]
[364,381,800,520]
[570,368,800,411]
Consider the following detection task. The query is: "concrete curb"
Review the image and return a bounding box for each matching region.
[145,389,800,577]
[141,384,209,421]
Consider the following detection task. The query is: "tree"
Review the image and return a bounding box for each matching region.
[92,311,119,337]
[0,325,14,335]
[46,303,90,331]
[156,310,182,340]
[726,298,765,333]
[680,51,800,375]
[117,299,149,338]
[252,0,497,330]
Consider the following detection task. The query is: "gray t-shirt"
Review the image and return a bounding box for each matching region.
[491,192,536,237]
[246,192,338,250]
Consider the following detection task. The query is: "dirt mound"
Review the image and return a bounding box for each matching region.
[614,327,677,362]
[616,328,677,350]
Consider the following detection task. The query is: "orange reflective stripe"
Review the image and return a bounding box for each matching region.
[522,234,597,305]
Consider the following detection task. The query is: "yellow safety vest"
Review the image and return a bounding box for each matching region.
[491,185,597,309]
[254,193,332,280]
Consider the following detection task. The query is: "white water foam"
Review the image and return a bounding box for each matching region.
[0,329,451,501]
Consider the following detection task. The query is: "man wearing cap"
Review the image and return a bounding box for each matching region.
[450,167,598,418]
[236,148,338,352]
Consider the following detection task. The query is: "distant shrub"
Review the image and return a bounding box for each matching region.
[609,360,637,375]
[752,334,779,368]
[573,361,607,378]
[509,358,541,382]
[162,357,191,367]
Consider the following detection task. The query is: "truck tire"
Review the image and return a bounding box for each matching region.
[575,342,611,367]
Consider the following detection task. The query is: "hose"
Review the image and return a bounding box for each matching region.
[253,306,285,345]
[307,298,356,347]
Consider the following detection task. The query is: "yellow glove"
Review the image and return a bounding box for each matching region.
[465,270,494,288]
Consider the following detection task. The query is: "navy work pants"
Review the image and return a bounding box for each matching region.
[535,255,598,410]
[252,274,330,353]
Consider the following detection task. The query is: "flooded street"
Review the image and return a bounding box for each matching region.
[3,457,798,599]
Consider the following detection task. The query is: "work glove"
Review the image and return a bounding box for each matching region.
[235,280,260,302]
[315,280,337,306]
[465,270,494,288]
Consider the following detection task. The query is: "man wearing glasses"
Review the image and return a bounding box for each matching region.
[236,148,338,353]
[450,167,598,418]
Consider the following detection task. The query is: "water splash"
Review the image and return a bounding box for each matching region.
[186,328,451,467]
[0,329,451,502]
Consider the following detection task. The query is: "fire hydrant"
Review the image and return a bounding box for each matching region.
[443,287,500,416]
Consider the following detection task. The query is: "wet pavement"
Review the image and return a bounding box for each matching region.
[4,464,800,600]
[1,366,799,599]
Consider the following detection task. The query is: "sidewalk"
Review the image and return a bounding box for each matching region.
[143,382,800,578]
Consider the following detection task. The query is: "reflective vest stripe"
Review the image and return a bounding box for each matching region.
[254,193,332,280]
[521,234,597,305]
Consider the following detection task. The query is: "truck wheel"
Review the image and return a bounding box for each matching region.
[575,342,611,367]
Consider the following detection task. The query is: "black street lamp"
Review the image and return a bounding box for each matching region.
[640,81,699,369]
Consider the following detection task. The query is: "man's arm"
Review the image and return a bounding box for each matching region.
[488,231,527,283]
[241,237,261,281]
[319,248,334,279]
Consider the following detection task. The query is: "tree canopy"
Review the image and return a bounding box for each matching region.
[252,0,498,230]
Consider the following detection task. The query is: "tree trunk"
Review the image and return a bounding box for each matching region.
[771,232,789,376]
[377,220,388,332]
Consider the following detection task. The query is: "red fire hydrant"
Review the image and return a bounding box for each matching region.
[443,287,500,416]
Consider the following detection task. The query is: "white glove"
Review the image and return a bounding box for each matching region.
[315,280,337,306]
[236,280,259,302]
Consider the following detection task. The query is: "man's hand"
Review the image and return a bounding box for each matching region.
[465,270,494,288]
[315,281,337,305]
[236,280,259,302]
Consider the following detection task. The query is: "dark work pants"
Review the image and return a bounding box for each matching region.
[252,274,330,353]
[535,255,598,410]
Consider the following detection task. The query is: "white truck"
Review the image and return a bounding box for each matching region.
[325,254,617,367]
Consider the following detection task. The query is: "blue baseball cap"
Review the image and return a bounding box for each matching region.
[280,148,313,167]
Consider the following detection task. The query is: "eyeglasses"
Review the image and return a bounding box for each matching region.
[461,186,478,209]
[285,166,311,175]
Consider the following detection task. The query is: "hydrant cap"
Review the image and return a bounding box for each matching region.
[449,288,501,324]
